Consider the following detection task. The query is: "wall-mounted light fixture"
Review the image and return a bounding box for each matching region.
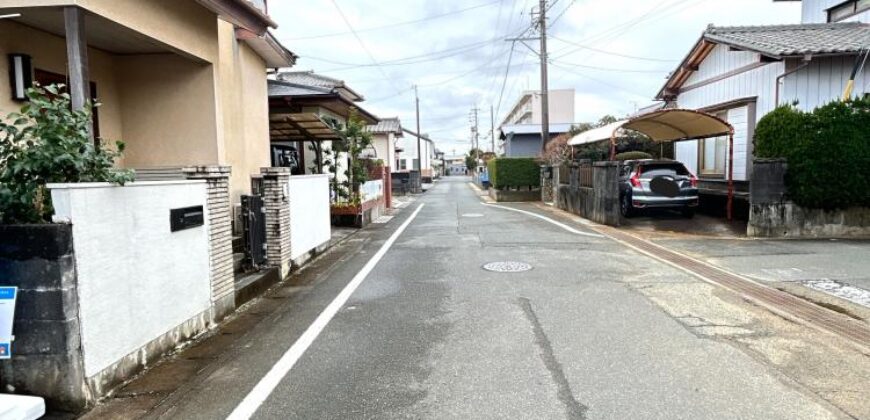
[8,54,33,101]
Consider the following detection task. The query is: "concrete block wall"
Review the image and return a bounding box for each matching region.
[556,162,621,226]
[0,225,87,411]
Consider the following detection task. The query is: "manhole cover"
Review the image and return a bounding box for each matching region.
[462,213,484,218]
[482,261,533,273]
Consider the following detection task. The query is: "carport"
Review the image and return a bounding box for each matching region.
[568,109,736,220]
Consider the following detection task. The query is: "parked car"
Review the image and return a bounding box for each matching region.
[618,160,699,218]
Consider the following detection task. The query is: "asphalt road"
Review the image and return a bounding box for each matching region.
[148,177,843,420]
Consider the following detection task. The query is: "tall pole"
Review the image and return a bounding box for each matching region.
[470,106,480,172]
[490,104,496,154]
[538,0,549,155]
[415,85,422,171]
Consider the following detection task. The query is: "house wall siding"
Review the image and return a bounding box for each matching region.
[675,44,784,182]
[782,55,869,111]
[801,0,870,23]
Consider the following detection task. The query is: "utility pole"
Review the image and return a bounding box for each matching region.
[469,106,480,172]
[490,104,496,154]
[536,0,550,155]
[414,85,422,171]
[506,1,550,155]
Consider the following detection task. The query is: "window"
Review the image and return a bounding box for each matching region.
[698,111,727,177]
[34,69,101,141]
[827,0,869,22]
[398,159,407,170]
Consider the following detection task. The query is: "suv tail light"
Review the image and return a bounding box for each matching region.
[689,173,698,187]
[629,167,642,188]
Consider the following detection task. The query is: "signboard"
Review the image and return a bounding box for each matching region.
[0,286,17,359]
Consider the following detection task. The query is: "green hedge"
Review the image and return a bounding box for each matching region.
[488,158,541,190]
[754,98,870,209]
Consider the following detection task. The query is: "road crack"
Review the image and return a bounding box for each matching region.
[518,297,588,420]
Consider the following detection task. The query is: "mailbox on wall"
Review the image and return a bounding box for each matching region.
[170,206,204,232]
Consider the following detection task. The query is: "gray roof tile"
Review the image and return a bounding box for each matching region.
[365,117,403,135]
[704,22,870,58]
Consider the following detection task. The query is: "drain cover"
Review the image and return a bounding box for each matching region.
[462,213,484,218]
[482,261,533,273]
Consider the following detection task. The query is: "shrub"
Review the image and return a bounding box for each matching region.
[0,85,133,224]
[754,98,870,209]
[614,151,653,161]
[488,158,541,190]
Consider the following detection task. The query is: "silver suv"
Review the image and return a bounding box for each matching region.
[619,160,699,218]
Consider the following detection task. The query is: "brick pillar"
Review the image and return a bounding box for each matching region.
[384,166,392,208]
[261,167,292,278]
[183,165,234,320]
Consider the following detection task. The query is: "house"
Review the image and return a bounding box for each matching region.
[657,1,869,196]
[445,156,468,175]
[396,130,436,179]
[501,88,576,125]
[498,88,579,157]
[267,71,378,182]
[363,117,403,172]
[499,123,577,157]
[0,0,296,204]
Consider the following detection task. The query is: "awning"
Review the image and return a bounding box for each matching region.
[568,109,732,146]
[269,113,340,142]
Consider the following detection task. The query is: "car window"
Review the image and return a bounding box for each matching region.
[640,163,689,178]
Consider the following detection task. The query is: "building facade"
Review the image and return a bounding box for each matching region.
[0,0,296,203]
[657,3,868,192]
[500,88,576,126]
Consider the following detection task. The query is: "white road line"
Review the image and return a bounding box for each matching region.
[483,203,604,238]
[227,204,426,420]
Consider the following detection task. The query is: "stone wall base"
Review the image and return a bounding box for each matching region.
[489,189,541,202]
[748,202,870,238]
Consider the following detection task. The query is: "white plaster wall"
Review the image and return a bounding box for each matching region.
[683,45,759,87]
[676,140,699,176]
[288,175,331,260]
[49,181,211,377]
[361,179,384,202]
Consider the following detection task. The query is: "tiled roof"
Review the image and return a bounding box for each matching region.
[276,71,364,101]
[365,117,403,135]
[704,22,870,58]
[267,79,332,97]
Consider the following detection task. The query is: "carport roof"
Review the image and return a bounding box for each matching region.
[568,109,732,146]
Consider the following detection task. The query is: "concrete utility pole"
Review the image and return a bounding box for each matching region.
[490,104,496,154]
[470,106,480,172]
[537,0,550,155]
[506,1,550,155]
[414,85,422,171]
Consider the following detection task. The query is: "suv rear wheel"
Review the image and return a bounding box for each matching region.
[621,193,635,218]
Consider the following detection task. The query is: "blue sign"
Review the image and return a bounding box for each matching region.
[0,286,17,359]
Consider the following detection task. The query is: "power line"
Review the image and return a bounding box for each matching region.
[549,0,576,27]
[550,35,677,62]
[495,42,517,119]
[282,0,502,41]
[328,0,401,94]
[549,57,672,73]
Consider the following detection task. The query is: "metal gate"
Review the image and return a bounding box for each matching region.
[241,195,267,270]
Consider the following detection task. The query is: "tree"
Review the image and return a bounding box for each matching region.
[0,84,133,224]
[328,109,373,203]
[465,148,483,171]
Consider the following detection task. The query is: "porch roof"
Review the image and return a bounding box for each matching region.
[269,112,341,142]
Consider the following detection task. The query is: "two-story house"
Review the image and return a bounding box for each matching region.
[657,0,868,196]
[0,0,296,204]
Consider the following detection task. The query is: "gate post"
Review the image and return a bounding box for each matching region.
[261,167,292,278]
[183,165,235,320]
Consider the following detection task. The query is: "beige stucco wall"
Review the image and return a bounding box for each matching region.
[0,20,124,148]
[115,54,219,168]
[0,1,276,205]
[0,0,219,62]
[216,19,270,202]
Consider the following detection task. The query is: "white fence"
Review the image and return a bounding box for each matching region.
[288,175,331,260]
[49,181,211,377]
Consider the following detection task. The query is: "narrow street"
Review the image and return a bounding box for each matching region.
[87,177,865,420]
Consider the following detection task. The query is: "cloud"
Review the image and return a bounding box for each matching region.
[271,0,801,154]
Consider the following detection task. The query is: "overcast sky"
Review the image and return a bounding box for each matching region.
[271,0,801,156]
